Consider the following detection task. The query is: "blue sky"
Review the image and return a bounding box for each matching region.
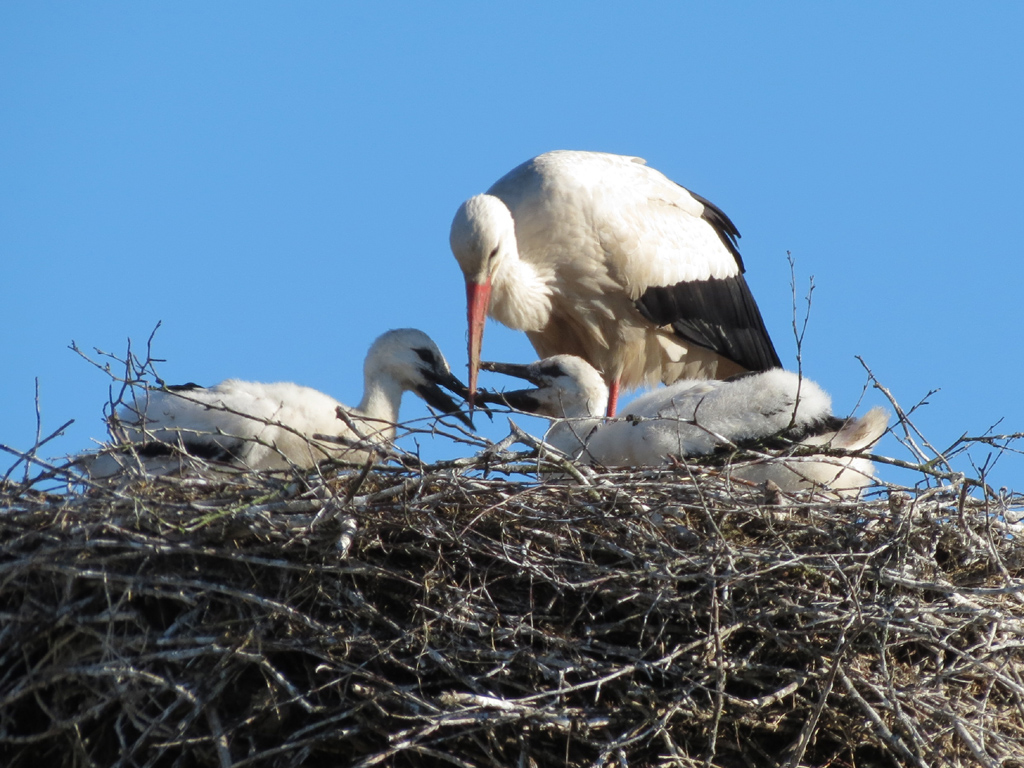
[2,3,1022,491]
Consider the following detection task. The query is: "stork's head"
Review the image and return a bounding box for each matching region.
[450,194,519,409]
[478,355,608,420]
[364,329,472,427]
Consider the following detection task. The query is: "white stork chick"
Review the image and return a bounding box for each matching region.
[86,329,470,477]
[480,356,887,496]
[450,150,781,416]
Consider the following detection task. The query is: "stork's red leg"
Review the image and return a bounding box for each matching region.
[606,380,620,418]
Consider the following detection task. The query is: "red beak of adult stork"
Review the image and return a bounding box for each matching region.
[465,278,492,411]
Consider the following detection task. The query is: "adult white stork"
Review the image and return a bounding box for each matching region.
[450,150,781,416]
[480,356,887,496]
[85,329,469,477]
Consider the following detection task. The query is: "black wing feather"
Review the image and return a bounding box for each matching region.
[688,188,744,270]
[135,440,240,462]
[714,415,847,454]
[636,187,778,372]
[635,273,782,372]
[165,382,205,392]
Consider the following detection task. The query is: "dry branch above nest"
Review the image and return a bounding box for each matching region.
[2,451,1024,768]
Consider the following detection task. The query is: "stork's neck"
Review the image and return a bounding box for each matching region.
[490,253,553,333]
[353,376,403,443]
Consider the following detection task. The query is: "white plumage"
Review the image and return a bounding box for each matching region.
[450,150,781,415]
[85,329,469,476]
[480,356,887,496]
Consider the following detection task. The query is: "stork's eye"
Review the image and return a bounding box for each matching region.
[414,348,437,366]
[487,245,499,262]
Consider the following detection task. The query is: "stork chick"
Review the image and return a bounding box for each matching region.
[480,356,887,496]
[85,329,469,476]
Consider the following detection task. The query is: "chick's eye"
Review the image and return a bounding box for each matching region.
[414,348,436,365]
[537,363,564,378]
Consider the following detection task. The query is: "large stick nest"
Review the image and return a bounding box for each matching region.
[2,448,1024,768]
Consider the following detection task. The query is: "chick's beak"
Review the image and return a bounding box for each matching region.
[474,361,545,414]
[479,360,544,386]
[416,368,474,428]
